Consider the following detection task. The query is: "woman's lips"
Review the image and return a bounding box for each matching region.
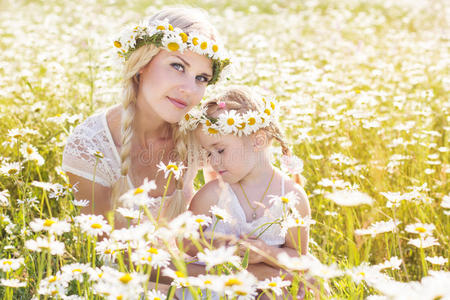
[167,97,187,109]
[218,170,227,175]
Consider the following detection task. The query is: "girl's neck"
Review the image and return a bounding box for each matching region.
[239,152,274,188]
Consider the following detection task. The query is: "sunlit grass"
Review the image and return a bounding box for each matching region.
[0,0,448,299]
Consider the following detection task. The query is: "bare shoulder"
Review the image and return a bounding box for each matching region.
[283,176,311,217]
[189,179,222,215]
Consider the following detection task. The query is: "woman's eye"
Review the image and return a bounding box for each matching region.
[206,151,212,158]
[171,63,184,72]
[196,75,208,83]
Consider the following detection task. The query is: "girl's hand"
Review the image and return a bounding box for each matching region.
[235,236,268,264]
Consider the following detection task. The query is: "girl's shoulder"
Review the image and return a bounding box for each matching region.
[189,179,224,214]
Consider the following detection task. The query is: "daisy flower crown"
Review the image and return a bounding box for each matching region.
[179,96,279,136]
[113,18,230,85]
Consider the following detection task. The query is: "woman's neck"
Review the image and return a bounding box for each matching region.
[132,105,172,148]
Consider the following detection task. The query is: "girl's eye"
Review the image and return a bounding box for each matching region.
[171,63,184,72]
[218,149,224,154]
[196,75,209,83]
[206,151,212,158]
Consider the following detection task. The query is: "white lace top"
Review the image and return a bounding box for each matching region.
[62,110,126,187]
[206,177,287,247]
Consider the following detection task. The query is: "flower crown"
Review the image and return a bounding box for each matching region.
[179,96,279,136]
[113,19,230,85]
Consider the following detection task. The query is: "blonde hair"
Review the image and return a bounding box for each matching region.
[111,7,220,221]
[203,87,291,155]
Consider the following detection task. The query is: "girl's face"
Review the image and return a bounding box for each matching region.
[195,128,259,184]
[137,49,213,124]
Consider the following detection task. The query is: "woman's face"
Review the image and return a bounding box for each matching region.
[137,49,213,124]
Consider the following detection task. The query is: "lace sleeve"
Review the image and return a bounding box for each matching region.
[62,114,118,187]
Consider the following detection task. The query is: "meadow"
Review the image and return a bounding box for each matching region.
[0,0,448,299]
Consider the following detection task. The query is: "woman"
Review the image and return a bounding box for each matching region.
[62,7,230,225]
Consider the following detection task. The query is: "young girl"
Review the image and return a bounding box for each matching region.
[181,87,312,298]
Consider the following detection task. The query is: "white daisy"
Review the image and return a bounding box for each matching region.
[210,205,232,224]
[325,189,374,206]
[29,218,71,236]
[161,31,187,53]
[119,178,157,208]
[425,256,448,265]
[408,236,440,248]
[74,214,112,237]
[242,110,262,134]
[0,162,22,177]
[0,189,9,207]
[0,278,27,288]
[218,110,241,135]
[197,245,241,271]
[157,161,186,180]
[0,257,24,272]
[405,222,435,236]
[257,277,291,296]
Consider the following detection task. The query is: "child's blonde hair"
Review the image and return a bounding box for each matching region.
[111,7,221,221]
[202,86,291,155]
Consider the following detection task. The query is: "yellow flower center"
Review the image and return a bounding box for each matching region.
[167,164,179,171]
[114,41,122,48]
[155,298,161,300]
[148,248,158,254]
[49,276,58,283]
[204,280,212,284]
[195,218,204,223]
[134,188,144,195]
[192,37,199,45]
[415,227,426,233]
[184,114,190,121]
[248,117,256,125]
[359,272,365,276]
[168,24,174,31]
[44,219,56,227]
[270,102,275,110]
[236,291,247,295]
[117,296,123,300]
[119,273,133,284]
[281,197,289,203]
[212,44,219,52]
[237,122,246,130]
[227,118,235,125]
[208,128,218,134]
[3,261,12,265]
[205,120,212,126]
[167,42,180,51]
[52,291,59,296]
[72,268,82,273]
[225,278,242,286]
[91,223,102,229]
[175,271,186,278]
[104,249,111,254]
[156,25,165,30]
[200,41,208,50]
[264,108,271,116]
[268,282,277,287]
[26,147,33,154]
[8,169,17,175]
[179,32,188,43]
